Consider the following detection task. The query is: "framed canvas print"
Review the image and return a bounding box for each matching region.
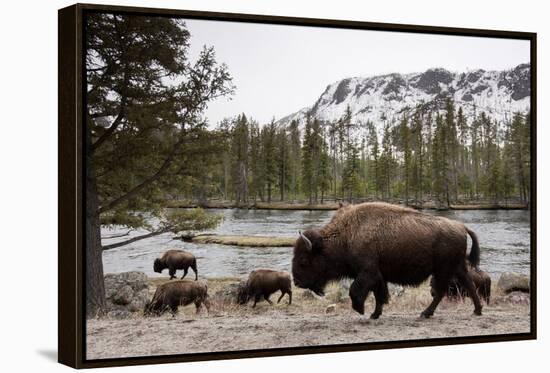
[58,3,536,368]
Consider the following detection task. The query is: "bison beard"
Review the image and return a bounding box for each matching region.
[291,202,483,319]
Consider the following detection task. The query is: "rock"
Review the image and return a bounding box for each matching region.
[325,304,337,314]
[104,271,151,312]
[497,272,530,293]
[127,289,150,311]
[112,285,134,305]
[388,284,405,298]
[214,281,246,303]
[495,291,530,305]
[106,310,132,319]
[301,289,317,299]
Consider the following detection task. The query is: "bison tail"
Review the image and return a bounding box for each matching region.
[466,227,480,268]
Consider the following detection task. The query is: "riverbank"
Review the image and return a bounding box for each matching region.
[165,200,528,211]
[86,277,531,359]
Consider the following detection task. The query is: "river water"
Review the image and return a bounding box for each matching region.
[102,208,531,279]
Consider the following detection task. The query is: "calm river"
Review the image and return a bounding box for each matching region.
[102,208,531,278]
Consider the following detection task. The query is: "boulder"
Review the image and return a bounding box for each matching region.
[301,289,318,299]
[388,284,405,298]
[497,272,530,293]
[104,271,150,313]
[494,291,530,305]
[214,281,246,303]
[112,285,134,305]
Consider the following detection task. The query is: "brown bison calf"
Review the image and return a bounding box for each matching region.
[154,249,198,280]
[432,267,491,304]
[237,269,292,307]
[144,280,210,316]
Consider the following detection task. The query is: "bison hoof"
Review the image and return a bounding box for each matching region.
[474,308,482,316]
[351,303,365,315]
[369,313,380,320]
[420,312,432,319]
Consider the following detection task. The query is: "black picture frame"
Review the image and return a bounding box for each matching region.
[58,3,537,368]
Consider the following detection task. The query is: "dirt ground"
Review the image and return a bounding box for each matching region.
[86,278,531,360]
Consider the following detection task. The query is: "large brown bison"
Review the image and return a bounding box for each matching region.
[292,202,483,319]
[154,249,198,280]
[144,280,210,316]
[237,269,292,307]
[432,266,491,304]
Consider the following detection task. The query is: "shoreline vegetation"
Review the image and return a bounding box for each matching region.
[166,199,528,211]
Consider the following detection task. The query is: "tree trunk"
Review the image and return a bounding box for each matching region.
[86,132,106,316]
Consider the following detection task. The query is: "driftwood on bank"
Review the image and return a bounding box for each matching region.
[176,233,295,247]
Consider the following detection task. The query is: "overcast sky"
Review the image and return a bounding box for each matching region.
[184,19,530,125]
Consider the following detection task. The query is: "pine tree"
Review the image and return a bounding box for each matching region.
[276,126,292,201]
[366,121,380,198]
[398,115,412,204]
[248,120,264,201]
[288,120,302,200]
[379,121,394,199]
[85,14,233,313]
[445,99,459,202]
[261,120,278,203]
[301,115,315,203]
[432,113,450,206]
[318,136,332,203]
[231,114,249,205]
[342,138,361,202]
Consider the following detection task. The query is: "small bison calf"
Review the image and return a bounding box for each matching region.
[237,269,292,307]
[144,280,210,316]
[431,266,491,304]
[154,249,198,280]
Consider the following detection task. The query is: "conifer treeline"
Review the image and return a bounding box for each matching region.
[183,99,530,207]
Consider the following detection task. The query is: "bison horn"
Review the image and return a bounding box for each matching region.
[299,231,312,251]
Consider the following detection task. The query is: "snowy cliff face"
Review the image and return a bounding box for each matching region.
[278,63,530,126]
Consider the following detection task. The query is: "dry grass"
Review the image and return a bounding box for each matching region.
[88,276,530,359]
[143,277,517,318]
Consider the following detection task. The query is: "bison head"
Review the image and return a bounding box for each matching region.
[292,230,330,296]
[236,281,249,305]
[143,301,156,316]
[153,258,163,273]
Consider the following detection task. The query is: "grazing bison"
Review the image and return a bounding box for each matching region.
[144,280,210,316]
[292,202,483,319]
[432,266,491,304]
[237,269,292,307]
[154,249,198,280]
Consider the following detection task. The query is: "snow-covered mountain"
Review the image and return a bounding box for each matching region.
[277,63,530,127]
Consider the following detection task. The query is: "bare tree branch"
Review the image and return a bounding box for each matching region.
[102,230,134,239]
[90,104,125,153]
[102,228,169,250]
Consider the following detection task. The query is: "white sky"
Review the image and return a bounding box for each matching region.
[184,19,530,125]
